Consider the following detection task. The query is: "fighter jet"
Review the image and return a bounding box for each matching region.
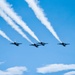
[10,42,22,46]
[38,42,48,46]
[30,43,40,48]
[58,42,69,47]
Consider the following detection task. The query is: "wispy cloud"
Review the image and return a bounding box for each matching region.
[37,64,75,74]
[0,66,27,75]
[0,62,4,65]
[64,71,75,75]
[0,30,12,42]
[0,0,40,42]
[0,9,33,43]
[25,0,61,42]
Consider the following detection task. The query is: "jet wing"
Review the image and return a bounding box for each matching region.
[10,43,14,44]
[66,43,70,45]
[30,44,34,46]
[18,43,22,44]
[58,43,62,45]
[44,43,48,44]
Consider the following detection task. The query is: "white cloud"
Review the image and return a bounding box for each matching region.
[64,71,75,75]
[37,64,75,74]
[0,66,27,75]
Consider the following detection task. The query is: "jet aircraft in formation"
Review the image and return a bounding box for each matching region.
[10,42,22,46]
[38,42,48,46]
[10,41,69,48]
[30,43,40,48]
[30,42,48,48]
[10,41,48,47]
[58,42,70,47]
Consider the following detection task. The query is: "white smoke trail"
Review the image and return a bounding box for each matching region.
[25,0,62,42]
[0,0,40,42]
[0,9,33,43]
[0,30,12,42]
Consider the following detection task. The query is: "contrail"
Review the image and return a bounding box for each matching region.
[25,0,62,42]
[0,30,12,42]
[0,9,33,43]
[0,0,40,42]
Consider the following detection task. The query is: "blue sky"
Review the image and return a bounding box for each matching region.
[0,0,75,75]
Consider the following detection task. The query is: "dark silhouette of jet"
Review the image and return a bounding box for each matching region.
[30,43,40,48]
[38,42,48,46]
[58,42,70,47]
[10,42,22,46]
